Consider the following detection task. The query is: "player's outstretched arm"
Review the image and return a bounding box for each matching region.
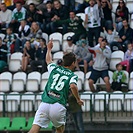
[70,84,84,106]
[46,39,53,65]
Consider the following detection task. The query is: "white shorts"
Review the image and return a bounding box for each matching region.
[33,102,66,128]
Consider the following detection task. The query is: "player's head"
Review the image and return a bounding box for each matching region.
[63,52,76,69]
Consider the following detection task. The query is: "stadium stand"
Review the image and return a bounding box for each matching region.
[0,0,133,132]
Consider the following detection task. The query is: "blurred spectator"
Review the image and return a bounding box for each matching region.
[3,27,17,54]
[74,35,92,74]
[85,0,102,47]
[68,93,85,133]
[26,3,43,28]
[64,0,75,12]
[101,0,113,30]
[75,0,89,13]
[4,0,12,7]
[112,63,127,91]
[0,3,12,31]
[103,24,117,46]
[110,19,133,52]
[51,0,69,34]
[15,20,30,52]
[0,37,8,72]
[37,1,54,34]
[9,1,26,32]
[115,0,129,32]
[57,11,86,43]
[94,36,110,49]
[25,0,42,6]
[21,40,35,72]
[120,43,133,73]
[6,0,25,10]
[30,38,47,73]
[63,36,77,54]
[88,38,111,92]
[28,22,42,47]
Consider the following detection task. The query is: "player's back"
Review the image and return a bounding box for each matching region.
[42,63,78,106]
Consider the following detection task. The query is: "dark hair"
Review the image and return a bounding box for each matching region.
[63,52,76,66]
[46,1,52,4]
[122,18,127,22]
[16,1,22,5]
[1,3,6,6]
[40,38,46,45]
[29,3,35,7]
[102,38,108,43]
[7,27,13,31]
[116,63,122,68]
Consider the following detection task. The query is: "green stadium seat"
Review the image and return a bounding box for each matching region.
[6,117,26,131]
[41,121,53,131]
[0,117,10,130]
[22,117,34,131]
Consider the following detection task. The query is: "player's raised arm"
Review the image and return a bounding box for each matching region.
[46,39,53,65]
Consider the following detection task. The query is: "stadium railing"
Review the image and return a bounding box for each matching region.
[0,92,133,124]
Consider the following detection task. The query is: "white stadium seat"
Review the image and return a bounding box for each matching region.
[109,91,124,112]
[6,92,20,112]
[26,72,41,92]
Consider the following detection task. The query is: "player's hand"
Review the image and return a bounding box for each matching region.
[47,39,53,50]
[77,99,84,106]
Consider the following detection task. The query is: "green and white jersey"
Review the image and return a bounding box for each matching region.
[42,62,78,106]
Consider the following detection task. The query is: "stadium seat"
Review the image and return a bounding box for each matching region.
[0,33,5,40]
[75,0,84,4]
[20,92,35,112]
[98,70,113,87]
[126,1,133,14]
[108,91,124,112]
[35,92,43,111]
[0,117,10,131]
[49,32,62,45]
[112,2,118,13]
[51,40,61,52]
[129,72,133,90]
[26,71,41,92]
[128,78,133,91]
[0,72,12,92]
[62,40,68,51]
[41,72,49,91]
[84,71,97,91]
[123,91,133,111]
[76,13,85,21]
[130,71,133,78]
[94,91,109,112]
[13,72,27,84]
[22,117,34,131]
[9,52,23,72]
[109,51,124,71]
[42,32,49,44]
[12,72,27,92]
[63,32,75,41]
[6,92,20,112]
[53,51,63,63]
[74,71,85,91]
[80,91,93,112]
[0,92,5,112]
[60,0,64,5]
[7,117,26,131]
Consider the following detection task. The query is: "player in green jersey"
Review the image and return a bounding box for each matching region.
[28,40,84,133]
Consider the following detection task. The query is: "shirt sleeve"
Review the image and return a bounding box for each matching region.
[47,62,57,74]
[69,75,78,85]
[85,7,88,15]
